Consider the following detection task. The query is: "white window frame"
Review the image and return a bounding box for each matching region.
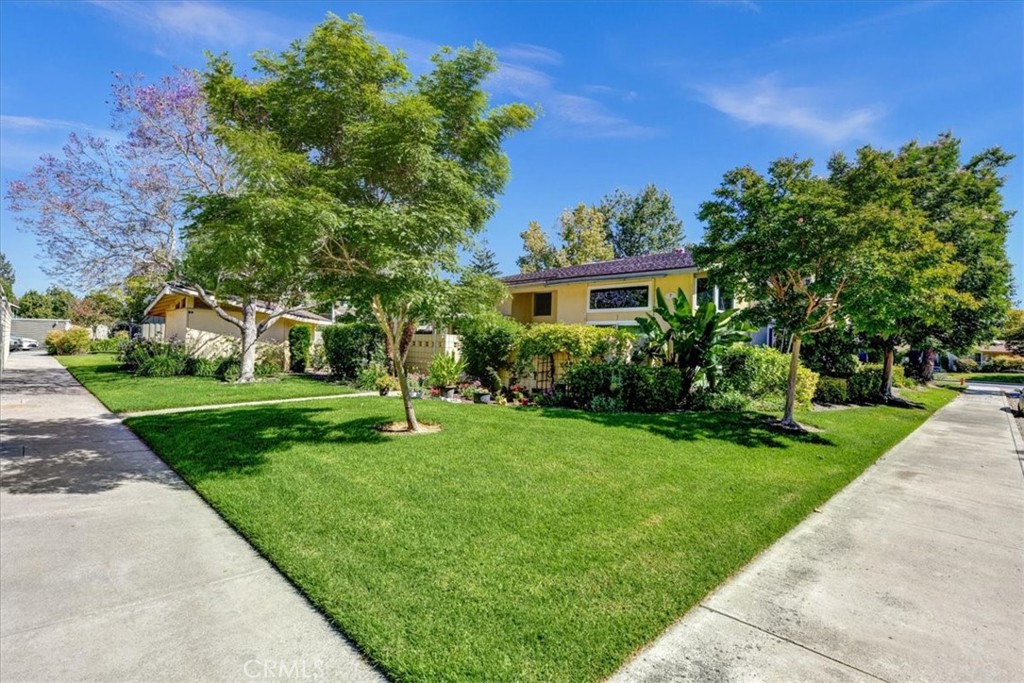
[693,278,731,312]
[586,281,653,314]
[585,320,640,327]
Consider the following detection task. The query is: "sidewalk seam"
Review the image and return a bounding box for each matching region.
[699,605,893,683]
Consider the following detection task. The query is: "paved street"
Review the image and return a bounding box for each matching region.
[612,384,1024,682]
[0,351,384,683]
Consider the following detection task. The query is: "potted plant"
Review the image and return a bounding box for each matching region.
[375,374,399,396]
[427,352,466,400]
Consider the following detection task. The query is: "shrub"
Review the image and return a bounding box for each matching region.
[460,314,524,391]
[288,325,312,373]
[309,340,328,372]
[216,357,240,382]
[563,361,614,408]
[814,376,850,405]
[184,356,218,377]
[322,321,384,380]
[119,338,188,375]
[255,360,280,378]
[88,337,123,353]
[847,364,906,403]
[953,357,979,373]
[45,327,91,355]
[519,323,631,364]
[618,364,684,413]
[690,388,751,412]
[138,353,186,377]
[562,361,683,413]
[986,356,1024,372]
[801,326,861,378]
[356,362,389,391]
[257,343,287,372]
[427,353,466,388]
[588,395,625,413]
[718,345,817,409]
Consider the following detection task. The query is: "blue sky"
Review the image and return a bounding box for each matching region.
[1,1,1021,300]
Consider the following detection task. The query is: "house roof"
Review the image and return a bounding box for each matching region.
[502,249,697,286]
[144,283,331,325]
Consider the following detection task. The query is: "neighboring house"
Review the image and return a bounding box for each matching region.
[975,342,1023,366]
[143,283,330,367]
[499,249,732,327]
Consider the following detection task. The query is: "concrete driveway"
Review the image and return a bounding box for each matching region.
[0,351,384,682]
[611,384,1024,682]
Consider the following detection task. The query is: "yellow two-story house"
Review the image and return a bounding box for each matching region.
[499,249,733,327]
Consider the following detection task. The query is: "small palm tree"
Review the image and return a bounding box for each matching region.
[636,287,751,401]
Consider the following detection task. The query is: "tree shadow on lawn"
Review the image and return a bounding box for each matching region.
[126,404,392,481]
[534,407,834,449]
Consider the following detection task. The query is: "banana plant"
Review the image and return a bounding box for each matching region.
[636,287,752,400]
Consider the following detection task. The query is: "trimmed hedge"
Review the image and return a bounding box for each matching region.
[847,363,910,403]
[288,325,312,373]
[986,356,1024,372]
[322,322,384,380]
[814,376,850,405]
[460,314,524,392]
[954,357,979,373]
[562,361,683,413]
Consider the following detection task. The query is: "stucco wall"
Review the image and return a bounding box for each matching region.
[505,272,699,326]
[0,296,12,372]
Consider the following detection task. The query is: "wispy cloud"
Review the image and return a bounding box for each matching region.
[89,0,296,52]
[775,1,937,47]
[488,52,655,139]
[700,0,761,13]
[697,75,881,142]
[582,84,639,102]
[498,43,563,66]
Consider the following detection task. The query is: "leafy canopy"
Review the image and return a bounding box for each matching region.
[600,184,684,258]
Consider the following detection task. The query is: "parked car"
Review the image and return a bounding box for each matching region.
[8,336,38,351]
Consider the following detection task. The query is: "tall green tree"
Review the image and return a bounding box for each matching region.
[202,15,535,427]
[517,220,560,273]
[600,184,683,258]
[517,204,614,273]
[830,145,965,400]
[893,134,1014,357]
[0,251,14,301]
[468,244,501,277]
[696,157,859,428]
[16,287,76,319]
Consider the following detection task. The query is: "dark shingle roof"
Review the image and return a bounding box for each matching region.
[503,249,696,286]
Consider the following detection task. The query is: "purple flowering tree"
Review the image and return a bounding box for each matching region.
[5,68,234,290]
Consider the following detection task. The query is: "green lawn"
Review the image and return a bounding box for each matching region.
[126,387,956,682]
[58,353,357,413]
[935,371,1024,384]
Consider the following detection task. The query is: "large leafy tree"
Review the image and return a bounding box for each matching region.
[600,184,684,258]
[830,146,965,400]
[202,15,535,427]
[5,69,233,289]
[893,134,1014,357]
[517,204,613,272]
[16,286,76,319]
[696,157,858,428]
[517,220,561,273]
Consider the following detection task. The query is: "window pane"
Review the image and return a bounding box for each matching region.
[589,285,649,310]
[718,285,734,311]
[696,278,714,306]
[533,292,552,316]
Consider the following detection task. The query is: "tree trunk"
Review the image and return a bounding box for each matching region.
[238,300,258,383]
[918,348,937,381]
[390,337,420,432]
[880,345,895,402]
[781,334,802,427]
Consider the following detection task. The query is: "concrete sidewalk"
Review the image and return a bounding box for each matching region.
[0,351,385,682]
[612,385,1024,682]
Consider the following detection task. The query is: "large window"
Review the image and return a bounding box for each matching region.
[588,285,650,311]
[533,292,552,317]
[695,277,733,311]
